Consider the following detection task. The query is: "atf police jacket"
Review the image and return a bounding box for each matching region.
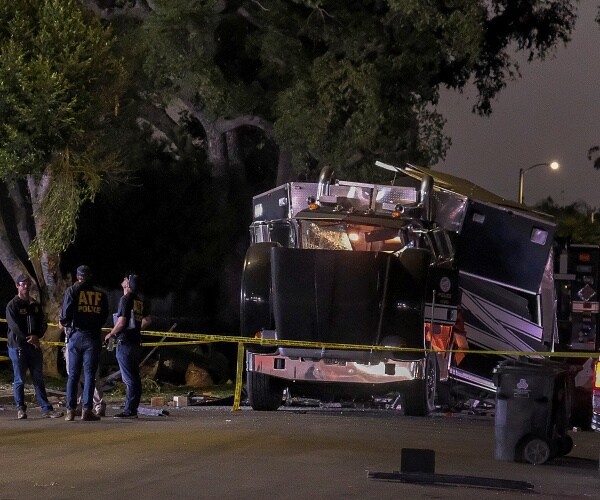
[113,292,145,345]
[6,296,47,349]
[60,281,109,335]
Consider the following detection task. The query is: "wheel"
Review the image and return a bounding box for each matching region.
[557,435,574,457]
[424,352,438,413]
[240,242,278,337]
[402,353,437,416]
[247,371,284,411]
[520,437,551,465]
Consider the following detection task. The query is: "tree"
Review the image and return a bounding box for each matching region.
[588,4,600,171]
[140,0,576,185]
[0,0,125,373]
[536,197,600,245]
[47,1,578,333]
[589,146,600,170]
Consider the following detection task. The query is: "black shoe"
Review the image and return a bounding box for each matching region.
[81,409,101,421]
[17,408,27,420]
[113,411,138,419]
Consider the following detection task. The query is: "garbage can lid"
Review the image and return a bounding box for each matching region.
[493,358,568,377]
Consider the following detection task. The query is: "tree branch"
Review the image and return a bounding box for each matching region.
[6,182,33,253]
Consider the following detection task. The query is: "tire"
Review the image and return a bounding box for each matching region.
[240,242,278,337]
[247,371,283,411]
[403,353,437,416]
[556,435,574,457]
[519,437,551,465]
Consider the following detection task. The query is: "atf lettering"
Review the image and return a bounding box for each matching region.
[78,291,103,307]
[133,299,143,321]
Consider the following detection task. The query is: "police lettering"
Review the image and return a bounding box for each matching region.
[77,290,103,315]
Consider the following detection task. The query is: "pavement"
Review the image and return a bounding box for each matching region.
[1,399,599,500]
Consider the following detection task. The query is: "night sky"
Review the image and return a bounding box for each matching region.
[435,1,600,208]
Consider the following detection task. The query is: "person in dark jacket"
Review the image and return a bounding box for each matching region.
[6,274,63,419]
[104,273,150,418]
[60,265,109,421]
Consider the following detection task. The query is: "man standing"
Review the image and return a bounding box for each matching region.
[6,274,63,419]
[63,335,107,417]
[60,265,109,421]
[105,274,150,419]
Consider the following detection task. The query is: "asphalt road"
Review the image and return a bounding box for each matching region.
[0,404,599,500]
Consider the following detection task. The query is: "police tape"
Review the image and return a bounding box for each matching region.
[1,326,600,358]
[1,325,600,412]
[139,330,600,358]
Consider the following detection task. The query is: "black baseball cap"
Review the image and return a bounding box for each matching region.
[127,274,139,292]
[16,274,29,284]
[76,265,92,279]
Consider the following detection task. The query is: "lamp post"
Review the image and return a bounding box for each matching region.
[518,161,560,204]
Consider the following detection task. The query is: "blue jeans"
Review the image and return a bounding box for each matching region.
[8,346,53,412]
[116,342,142,415]
[66,331,101,410]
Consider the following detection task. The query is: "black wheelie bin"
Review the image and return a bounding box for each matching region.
[493,359,575,465]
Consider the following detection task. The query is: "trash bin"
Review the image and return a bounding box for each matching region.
[493,359,574,465]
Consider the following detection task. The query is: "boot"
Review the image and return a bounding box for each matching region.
[94,403,106,417]
[65,410,75,422]
[81,409,101,421]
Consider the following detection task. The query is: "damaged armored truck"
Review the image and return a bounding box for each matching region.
[240,161,557,414]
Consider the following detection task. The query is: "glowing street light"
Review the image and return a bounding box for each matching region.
[518,161,560,205]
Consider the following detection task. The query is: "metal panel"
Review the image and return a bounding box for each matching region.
[456,200,555,293]
[252,183,318,221]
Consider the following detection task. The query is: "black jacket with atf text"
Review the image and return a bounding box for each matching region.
[6,296,47,348]
[60,281,109,335]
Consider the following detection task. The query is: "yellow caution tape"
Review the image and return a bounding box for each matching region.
[2,318,600,413]
[1,329,600,358]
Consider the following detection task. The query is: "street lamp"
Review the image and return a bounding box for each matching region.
[518,161,560,204]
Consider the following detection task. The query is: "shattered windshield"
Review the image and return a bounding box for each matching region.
[300,221,408,252]
[299,219,455,263]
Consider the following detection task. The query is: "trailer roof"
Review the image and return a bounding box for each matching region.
[383,162,554,222]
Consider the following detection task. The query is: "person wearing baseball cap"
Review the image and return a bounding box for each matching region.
[60,265,109,421]
[105,273,151,418]
[6,274,63,419]
[61,263,107,418]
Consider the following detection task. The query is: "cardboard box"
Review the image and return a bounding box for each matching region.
[150,397,165,407]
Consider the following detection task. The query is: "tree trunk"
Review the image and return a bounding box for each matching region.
[39,252,67,377]
[27,174,67,377]
[0,213,29,281]
[276,150,295,185]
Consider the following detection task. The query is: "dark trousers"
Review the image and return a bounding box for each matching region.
[116,342,142,415]
[8,345,53,411]
[66,331,101,410]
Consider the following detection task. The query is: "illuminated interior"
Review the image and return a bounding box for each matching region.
[300,221,408,253]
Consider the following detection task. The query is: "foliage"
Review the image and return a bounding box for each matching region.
[536,197,600,245]
[141,0,576,181]
[589,146,600,170]
[0,0,126,254]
